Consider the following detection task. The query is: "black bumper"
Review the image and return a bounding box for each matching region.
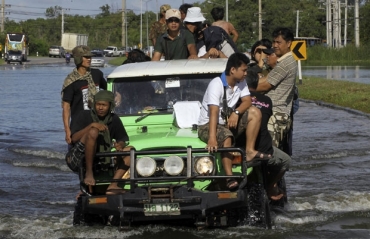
[81,186,248,221]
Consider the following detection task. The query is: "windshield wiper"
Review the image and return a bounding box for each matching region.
[135,108,169,123]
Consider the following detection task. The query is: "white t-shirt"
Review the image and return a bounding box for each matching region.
[198,74,250,126]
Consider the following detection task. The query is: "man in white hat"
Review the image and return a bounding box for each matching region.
[152,9,198,61]
[183,7,224,58]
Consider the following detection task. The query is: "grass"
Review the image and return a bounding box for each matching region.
[107,56,126,66]
[297,77,370,114]
[302,45,370,66]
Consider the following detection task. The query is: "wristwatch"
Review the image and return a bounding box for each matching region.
[233,109,240,115]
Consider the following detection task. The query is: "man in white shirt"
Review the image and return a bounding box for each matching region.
[198,53,270,191]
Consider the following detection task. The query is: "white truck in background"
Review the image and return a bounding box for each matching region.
[103,46,125,57]
[61,33,88,52]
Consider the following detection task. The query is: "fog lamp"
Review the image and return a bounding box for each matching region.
[194,156,214,175]
[136,157,156,177]
[164,156,184,175]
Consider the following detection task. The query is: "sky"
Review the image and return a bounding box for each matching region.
[5,0,203,22]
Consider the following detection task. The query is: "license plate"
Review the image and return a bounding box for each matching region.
[143,203,180,216]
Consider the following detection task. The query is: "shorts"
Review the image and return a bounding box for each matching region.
[65,142,85,173]
[267,111,291,148]
[198,110,249,147]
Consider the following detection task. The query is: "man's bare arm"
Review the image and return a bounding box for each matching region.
[256,76,273,92]
[230,27,239,42]
[151,52,162,61]
[62,101,72,144]
[187,44,199,59]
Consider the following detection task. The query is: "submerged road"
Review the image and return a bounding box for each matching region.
[1,56,74,65]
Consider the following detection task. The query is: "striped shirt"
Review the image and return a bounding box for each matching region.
[266,51,297,115]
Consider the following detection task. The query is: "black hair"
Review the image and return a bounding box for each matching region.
[179,3,193,14]
[246,69,259,89]
[250,38,272,61]
[122,49,149,65]
[211,7,224,21]
[272,27,294,42]
[225,52,250,76]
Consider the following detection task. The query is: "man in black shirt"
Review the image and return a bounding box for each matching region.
[246,70,291,200]
[61,45,107,145]
[66,90,130,195]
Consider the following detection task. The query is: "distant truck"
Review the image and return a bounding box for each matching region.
[103,46,125,57]
[61,33,88,52]
[4,33,29,62]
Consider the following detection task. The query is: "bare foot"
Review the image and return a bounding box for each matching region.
[270,193,284,201]
[106,186,126,195]
[75,191,83,200]
[267,185,284,201]
[246,151,271,161]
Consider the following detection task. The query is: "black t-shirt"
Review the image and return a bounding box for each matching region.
[251,92,273,155]
[62,68,107,120]
[70,110,129,146]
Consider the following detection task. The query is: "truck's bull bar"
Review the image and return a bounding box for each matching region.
[79,147,253,196]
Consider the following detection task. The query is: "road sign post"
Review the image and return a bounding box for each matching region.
[290,40,307,84]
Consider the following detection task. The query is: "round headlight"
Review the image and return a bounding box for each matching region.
[164,156,184,176]
[194,157,214,175]
[136,157,156,177]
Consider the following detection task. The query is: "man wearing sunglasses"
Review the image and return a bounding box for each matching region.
[152,9,198,61]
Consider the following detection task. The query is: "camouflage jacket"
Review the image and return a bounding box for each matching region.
[149,21,167,41]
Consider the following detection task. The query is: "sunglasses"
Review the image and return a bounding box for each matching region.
[167,18,180,23]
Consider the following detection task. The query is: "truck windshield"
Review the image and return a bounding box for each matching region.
[112,75,215,116]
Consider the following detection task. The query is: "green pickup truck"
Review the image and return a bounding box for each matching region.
[73,58,281,229]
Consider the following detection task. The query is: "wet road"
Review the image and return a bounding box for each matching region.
[0,64,370,238]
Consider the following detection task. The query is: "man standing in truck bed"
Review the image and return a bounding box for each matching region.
[149,4,171,47]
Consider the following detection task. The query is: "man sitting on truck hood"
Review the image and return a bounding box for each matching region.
[66,90,131,195]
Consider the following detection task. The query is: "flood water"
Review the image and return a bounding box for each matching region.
[0,64,370,239]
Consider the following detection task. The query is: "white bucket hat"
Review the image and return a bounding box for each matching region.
[184,7,206,23]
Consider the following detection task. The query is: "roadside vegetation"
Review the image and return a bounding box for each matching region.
[1,1,370,56]
[107,57,126,66]
[304,45,370,66]
[298,77,370,114]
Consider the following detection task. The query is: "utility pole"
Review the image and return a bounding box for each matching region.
[338,0,342,48]
[61,8,64,35]
[226,0,228,22]
[327,0,332,47]
[295,10,300,38]
[140,0,142,49]
[156,0,158,21]
[145,0,150,49]
[61,8,70,36]
[344,0,347,46]
[332,0,338,47]
[122,0,126,47]
[354,0,359,47]
[258,0,262,39]
[1,0,5,32]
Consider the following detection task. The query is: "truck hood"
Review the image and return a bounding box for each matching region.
[126,125,205,150]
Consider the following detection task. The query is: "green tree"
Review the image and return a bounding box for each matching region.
[45,6,62,18]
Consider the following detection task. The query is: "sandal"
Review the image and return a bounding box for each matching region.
[248,151,271,162]
[106,188,127,195]
[226,178,239,191]
[268,187,285,201]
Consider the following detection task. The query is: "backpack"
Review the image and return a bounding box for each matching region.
[202,26,239,53]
